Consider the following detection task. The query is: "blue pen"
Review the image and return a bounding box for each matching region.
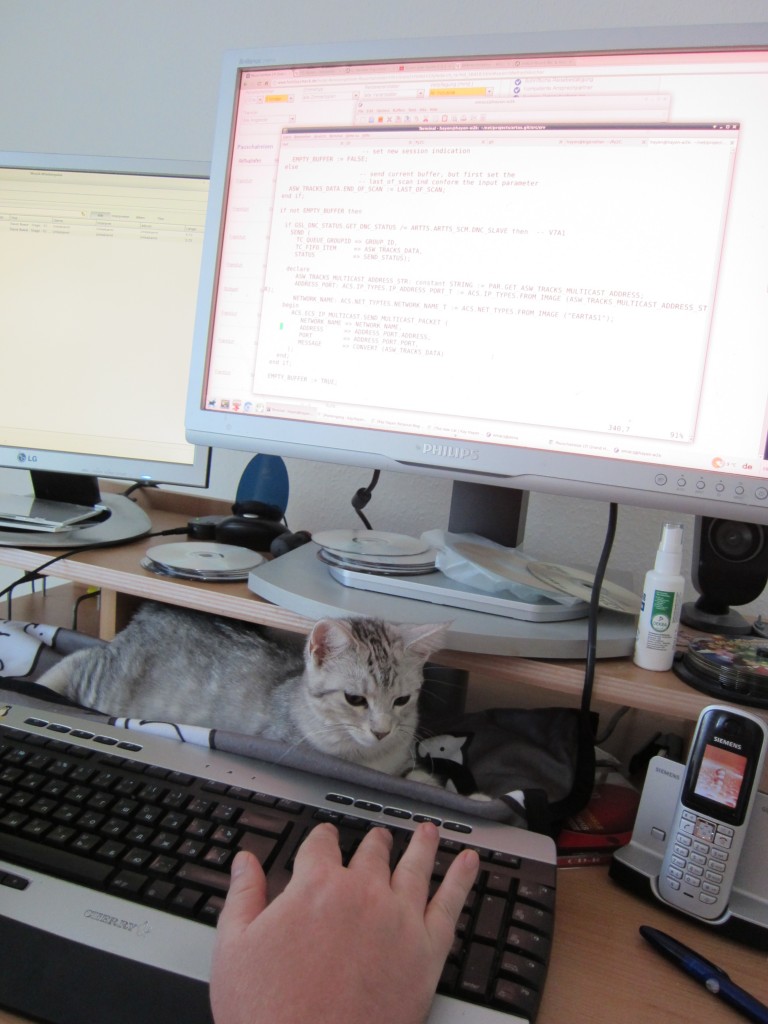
[640,925,768,1024]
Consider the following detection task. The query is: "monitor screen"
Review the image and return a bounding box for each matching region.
[186,30,768,538]
[1,153,211,545]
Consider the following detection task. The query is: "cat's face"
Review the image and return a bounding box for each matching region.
[300,617,448,762]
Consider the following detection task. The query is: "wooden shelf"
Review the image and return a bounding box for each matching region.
[0,485,759,727]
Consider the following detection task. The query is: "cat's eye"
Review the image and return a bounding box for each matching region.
[393,695,411,707]
[345,693,368,708]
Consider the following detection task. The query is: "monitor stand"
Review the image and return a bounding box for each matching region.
[0,471,152,549]
[247,482,637,658]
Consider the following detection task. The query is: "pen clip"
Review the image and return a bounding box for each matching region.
[695,953,731,981]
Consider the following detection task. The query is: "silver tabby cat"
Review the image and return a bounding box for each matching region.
[39,603,448,776]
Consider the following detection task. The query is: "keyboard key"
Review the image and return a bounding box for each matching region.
[172,887,204,913]
[0,830,111,884]
[506,926,551,963]
[494,978,539,1017]
[145,879,175,903]
[110,870,146,895]
[517,881,555,912]
[499,950,547,988]
[475,894,507,942]
[123,846,152,868]
[460,942,495,998]
[177,862,230,893]
[199,896,225,923]
[238,807,292,837]
[238,831,280,868]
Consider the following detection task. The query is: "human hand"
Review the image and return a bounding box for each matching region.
[209,820,480,1024]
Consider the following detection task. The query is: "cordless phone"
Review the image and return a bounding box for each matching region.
[658,704,768,921]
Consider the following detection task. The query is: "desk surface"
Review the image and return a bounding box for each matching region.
[1,489,766,1022]
[0,863,765,1024]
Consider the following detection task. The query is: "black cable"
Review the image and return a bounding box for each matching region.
[580,501,619,719]
[72,588,101,630]
[0,526,187,611]
[594,704,631,745]
[350,470,381,530]
[122,481,159,498]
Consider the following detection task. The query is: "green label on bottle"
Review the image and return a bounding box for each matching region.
[650,589,675,632]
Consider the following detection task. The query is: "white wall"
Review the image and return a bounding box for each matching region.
[2,0,767,623]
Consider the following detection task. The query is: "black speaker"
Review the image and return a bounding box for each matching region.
[680,517,768,635]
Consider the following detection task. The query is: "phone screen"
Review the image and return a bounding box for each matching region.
[693,743,748,810]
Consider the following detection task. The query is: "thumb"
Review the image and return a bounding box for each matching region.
[218,849,268,935]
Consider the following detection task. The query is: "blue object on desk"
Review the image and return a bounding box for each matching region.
[640,925,768,1024]
[236,454,289,514]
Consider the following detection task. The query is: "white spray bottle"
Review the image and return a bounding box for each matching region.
[633,522,685,671]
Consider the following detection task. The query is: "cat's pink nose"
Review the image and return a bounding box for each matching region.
[372,729,390,741]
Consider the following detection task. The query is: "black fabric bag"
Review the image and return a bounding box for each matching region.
[414,705,597,835]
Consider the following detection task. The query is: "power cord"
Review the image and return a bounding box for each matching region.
[350,470,380,530]
[0,526,187,615]
[122,481,158,499]
[580,501,619,720]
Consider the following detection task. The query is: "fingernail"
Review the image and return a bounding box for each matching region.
[231,850,249,877]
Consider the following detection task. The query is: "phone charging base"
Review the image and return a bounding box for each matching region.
[609,755,768,947]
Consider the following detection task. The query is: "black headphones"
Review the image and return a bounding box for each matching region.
[188,501,311,555]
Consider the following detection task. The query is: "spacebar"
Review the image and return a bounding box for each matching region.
[0,833,112,885]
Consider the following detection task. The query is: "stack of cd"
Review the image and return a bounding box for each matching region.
[675,636,768,708]
[141,541,265,582]
[313,530,437,577]
[675,634,768,708]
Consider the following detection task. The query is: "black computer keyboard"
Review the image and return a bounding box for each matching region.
[0,717,555,1021]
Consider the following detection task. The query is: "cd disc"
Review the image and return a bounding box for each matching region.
[317,546,437,576]
[450,540,566,595]
[313,529,430,557]
[317,547,437,569]
[527,562,641,615]
[143,541,264,581]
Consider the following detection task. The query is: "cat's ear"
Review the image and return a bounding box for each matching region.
[399,621,450,659]
[307,618,353,667]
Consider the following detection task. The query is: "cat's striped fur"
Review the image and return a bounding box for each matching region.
[39,602,448,775]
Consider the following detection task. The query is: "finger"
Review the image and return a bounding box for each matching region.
[425,847,480,952]
[292,821,343,873]
[347,824,394,875]
[390,821,440,904]
[217,849,268,934]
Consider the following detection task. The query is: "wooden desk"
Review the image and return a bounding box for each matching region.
[1,489,767,1022]
[1,864,765,1024]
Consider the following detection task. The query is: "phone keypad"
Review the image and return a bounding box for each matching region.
[664,810,734,906]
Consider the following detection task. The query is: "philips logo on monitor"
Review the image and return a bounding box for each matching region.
[422,443,479,461]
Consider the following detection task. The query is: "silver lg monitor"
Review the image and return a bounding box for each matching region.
[0,153,211,546]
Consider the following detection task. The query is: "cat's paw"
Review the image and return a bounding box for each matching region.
[403,768,441,787]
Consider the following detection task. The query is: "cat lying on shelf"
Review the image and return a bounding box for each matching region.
[37,602,448,779]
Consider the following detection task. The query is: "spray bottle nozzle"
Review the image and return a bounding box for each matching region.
[655,522,684,573]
